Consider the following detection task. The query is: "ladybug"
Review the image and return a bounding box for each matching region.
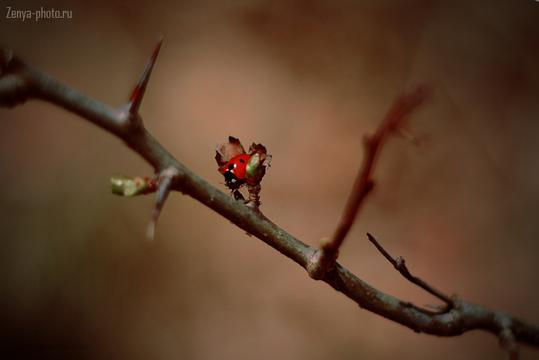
[218,153,251,190]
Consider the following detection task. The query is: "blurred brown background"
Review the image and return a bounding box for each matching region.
[1,0,539,359]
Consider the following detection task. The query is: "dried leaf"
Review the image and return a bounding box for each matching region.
[215,136,246,166]
[248,143,267,162]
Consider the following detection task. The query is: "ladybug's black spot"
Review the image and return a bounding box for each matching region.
[228,163,234,170]
[239,158,245,163]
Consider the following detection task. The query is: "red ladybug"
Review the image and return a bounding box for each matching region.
[218,153,251,190]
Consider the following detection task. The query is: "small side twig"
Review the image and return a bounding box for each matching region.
[366,233,454,310]
[500,327,520,360]
[147,167,179,241]
[307,86,428,279]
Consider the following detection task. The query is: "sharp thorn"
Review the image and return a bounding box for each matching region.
[128,37,164,114]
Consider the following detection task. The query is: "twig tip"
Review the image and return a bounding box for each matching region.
[146,220,156,241]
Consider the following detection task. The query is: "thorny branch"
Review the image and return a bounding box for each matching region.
[1,42,538,359]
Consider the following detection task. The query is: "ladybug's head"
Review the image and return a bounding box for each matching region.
[222,165,242,189]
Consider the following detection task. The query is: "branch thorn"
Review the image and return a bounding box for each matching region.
[127,36,163,115]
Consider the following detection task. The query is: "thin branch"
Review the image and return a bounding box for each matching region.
[1,45,538,356]
[367,232,453,310]
[307,86,428,279]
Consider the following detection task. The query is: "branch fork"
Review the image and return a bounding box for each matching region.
[0,49,31,107]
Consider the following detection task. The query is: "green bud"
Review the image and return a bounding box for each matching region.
[111,176,152,196]
[245,153,261,178]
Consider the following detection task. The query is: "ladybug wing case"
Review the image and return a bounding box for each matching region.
[219,154,250,190]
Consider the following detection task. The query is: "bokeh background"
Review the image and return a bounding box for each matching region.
[1,0,539,359]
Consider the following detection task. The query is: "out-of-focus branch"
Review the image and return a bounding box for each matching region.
[1,44,538,358]
[306,86,427,280]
